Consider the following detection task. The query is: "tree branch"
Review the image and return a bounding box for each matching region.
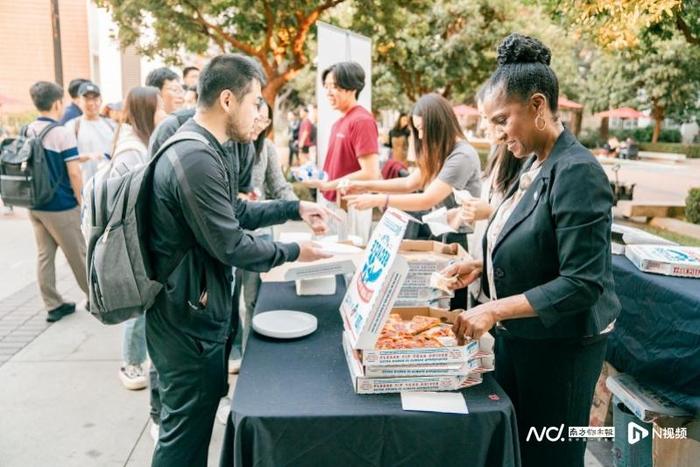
[675,15,700,46]
[181,0,259,58]
[260,0,275,56]
[290,0,345,69]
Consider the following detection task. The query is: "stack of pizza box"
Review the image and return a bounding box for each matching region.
[340,209,494,394]
[394,240,468,309]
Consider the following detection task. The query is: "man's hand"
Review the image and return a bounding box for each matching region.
[344,194,385,210]
[298,201,341,235]
[452,304,497,344]
[297,241,333,262]
[440,259,483,290]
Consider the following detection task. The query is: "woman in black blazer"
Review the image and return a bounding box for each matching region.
[443,34,621,467]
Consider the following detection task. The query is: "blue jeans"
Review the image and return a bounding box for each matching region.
[122,315,147,365]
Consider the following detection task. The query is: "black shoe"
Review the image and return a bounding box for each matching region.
[46,302,76,322]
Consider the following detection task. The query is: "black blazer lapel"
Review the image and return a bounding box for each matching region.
[492,175,547,256]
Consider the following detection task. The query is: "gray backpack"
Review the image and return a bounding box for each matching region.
[85,131,210,324]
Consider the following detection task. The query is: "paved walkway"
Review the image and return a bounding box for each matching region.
[0,209,232,467]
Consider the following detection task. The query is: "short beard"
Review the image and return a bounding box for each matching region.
[225,110,250,142]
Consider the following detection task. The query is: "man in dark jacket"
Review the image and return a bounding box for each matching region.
[146,54,333,467]
[145,107,257,438]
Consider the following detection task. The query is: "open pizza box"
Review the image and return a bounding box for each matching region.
[339,208,493,365]
[394,240,469,308]
[343,331,486,394]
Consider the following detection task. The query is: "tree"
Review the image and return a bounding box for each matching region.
[351,0,513,105]
[350,0,589,109]
[582,35,700,142]
[95,0,347,105]
[540,0,700,50]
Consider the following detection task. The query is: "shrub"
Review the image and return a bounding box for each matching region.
[686,188,700,224]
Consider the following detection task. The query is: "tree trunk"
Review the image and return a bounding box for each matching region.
[652,103,664,143]
[600,117,609,142]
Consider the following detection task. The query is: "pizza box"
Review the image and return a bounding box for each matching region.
[611,223,677,255]
[397,240,468,289]
[356,306,494,366]
[343,332,484,394]
[624,245,700,278]
[339,208,413,349]
[395,240,468,307]
[363,354,494,378]
[606,374,692,422]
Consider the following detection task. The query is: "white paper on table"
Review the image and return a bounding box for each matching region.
[401,391,469,415]
[278,232,313,243]
[422,207,457,236]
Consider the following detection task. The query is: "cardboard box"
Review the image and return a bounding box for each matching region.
[339,209,494,394]
[606,374,692,423]
[363,354,494,378]
[285,259,356,282]
[343,332,484,394]
[356,306,494,366]
[624,245,700,278]
[340,208,412,349]
[395,240,468,307]
[295,276,337,296]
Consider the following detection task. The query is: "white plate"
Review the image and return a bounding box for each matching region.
[317,241,364,255]
[252,310,318,339]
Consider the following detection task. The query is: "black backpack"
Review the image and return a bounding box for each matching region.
[0,123,60,208]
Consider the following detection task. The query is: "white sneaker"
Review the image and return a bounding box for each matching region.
[228,358,242,374]
[216,397,231,425]
[150,421,159,445]
[119,363,148,390]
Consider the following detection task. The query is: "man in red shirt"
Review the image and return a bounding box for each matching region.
[304,61,381,242]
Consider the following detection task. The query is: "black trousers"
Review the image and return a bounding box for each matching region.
[495,332,607,467]
[146,309,231,467]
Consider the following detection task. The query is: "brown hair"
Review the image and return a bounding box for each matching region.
[113,86,160,152]
[411,93,465,187]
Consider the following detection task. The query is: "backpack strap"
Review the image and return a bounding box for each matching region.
[147,130,216,283]
[37,122,59,140]
[74,118,81,138]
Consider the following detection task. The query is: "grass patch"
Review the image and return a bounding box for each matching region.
[634,224,700,247]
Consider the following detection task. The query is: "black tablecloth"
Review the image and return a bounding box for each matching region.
[221,277,520,467]
[608,255,700,413]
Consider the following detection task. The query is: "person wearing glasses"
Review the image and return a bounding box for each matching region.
[146,67,185,115]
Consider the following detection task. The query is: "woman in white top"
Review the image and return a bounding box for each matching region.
[112,86,167,390]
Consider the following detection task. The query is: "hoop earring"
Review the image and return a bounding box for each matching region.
[535,114,547,131]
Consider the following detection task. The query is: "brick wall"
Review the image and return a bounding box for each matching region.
[0,0,90,114]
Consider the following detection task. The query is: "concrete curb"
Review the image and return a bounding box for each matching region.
[650,217,700,240]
